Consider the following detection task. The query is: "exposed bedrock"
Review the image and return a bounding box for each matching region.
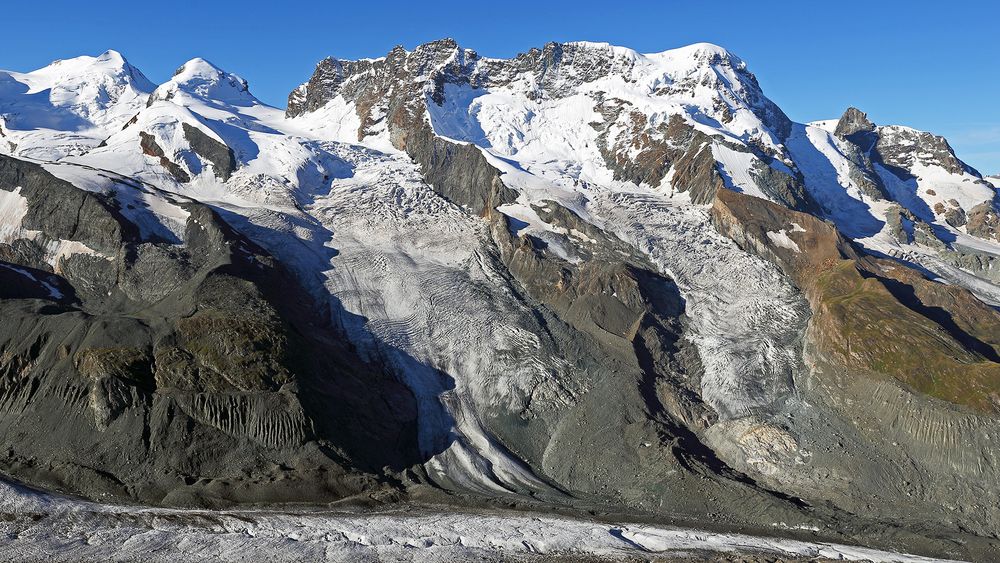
[942,247,1000,283]
[0,155,422,506]
[396,120,516,215]
[491,206,715,431]
[967,199,1000,242]
[139,131,191,183]
[0,156,138,255]
[181,123,237,181]
[833,106,877,148]
[479,203,843,530]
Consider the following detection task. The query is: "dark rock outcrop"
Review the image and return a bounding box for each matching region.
[876,125,979,177]
[967,200,1000,241]
[182,123,236,181]
[397,122,516,215]
[670,135,725,204]
[0,155,139,255]
[834,107,877,148]
[139,131,190,183]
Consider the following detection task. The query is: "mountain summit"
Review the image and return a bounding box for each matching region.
[151,57,255,105]
[0,50,154,159]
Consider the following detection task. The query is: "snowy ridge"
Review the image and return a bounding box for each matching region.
[420,40,789,163]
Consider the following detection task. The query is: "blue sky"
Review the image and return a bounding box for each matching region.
[5,0,999,173]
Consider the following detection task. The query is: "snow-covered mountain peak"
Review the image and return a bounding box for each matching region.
[0,49,154,122]
[172,57,234,81]
[90,49,129,67]
[287,39,791,158]
[502,40,753,99]
[511,40,743,80]
[36,49,130,73]
[151,57,255,106]
[23,49,149,83]
[287,39,761,112]
[0,49,155,159]
[647,41,744,71]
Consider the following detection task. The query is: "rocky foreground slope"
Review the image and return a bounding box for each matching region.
[0,41,999,559]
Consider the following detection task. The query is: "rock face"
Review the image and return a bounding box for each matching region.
[399,123,517,215]
[833,106,877,146]
[0,155,420,506]
[876,125,977,176]
[967,200,1000,241]
[181,123,236,181]
[833,106,981,183]
[491,201,715,430]
[139,131,191,182]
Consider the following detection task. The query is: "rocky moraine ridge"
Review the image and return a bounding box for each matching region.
[0,39,998,560]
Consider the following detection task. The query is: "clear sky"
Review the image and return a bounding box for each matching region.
[5,0,998,173]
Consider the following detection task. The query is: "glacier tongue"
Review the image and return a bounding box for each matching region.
[222,142,563,497]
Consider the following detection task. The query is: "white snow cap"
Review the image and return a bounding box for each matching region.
[92,49,127,65]
[153,57,254,104]
[25,49,154,91]
[1,48,154,93]
[40,49,143,74]
[0,48,154,134]
[563,40,737,59]
[655,42,741,61]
